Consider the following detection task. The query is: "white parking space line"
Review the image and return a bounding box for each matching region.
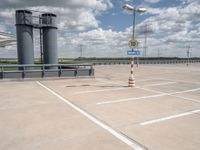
[137,79,155,82]
[36,81,145,150]
[96,78,126,85]
[80,79,174,94]
[171,87,200,94]
[152,78,200,85]
[97,94,166,105]
[97,78,175,88]
[97,87,200,105]
[142,82,176,87]
[97,78,160,85]
[136,86,166,94]
[74,81,177,95]
[140,109,200,126]
[74,80,176,95]
[171,95,200,103]
[74,87,127,94]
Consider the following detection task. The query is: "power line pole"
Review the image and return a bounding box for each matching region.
[186,45,191,66]
[80,44,83,58]
[144,24,148,57]
[157,49,160,57]
[141,23,152,57]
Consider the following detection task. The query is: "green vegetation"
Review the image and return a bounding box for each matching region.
[0,59,17,65]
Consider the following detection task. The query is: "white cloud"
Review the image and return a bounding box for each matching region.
[0,0,113,10]
[0,0,114,58]
[0,0,200,58]
[0,0,113,31]
[55,0,200,58]
[145,0,161,3]
[68,28,130,57]
[137,0,200,57]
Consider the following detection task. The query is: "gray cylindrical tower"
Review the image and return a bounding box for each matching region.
[41,13,58,65]
[15,10,34,66]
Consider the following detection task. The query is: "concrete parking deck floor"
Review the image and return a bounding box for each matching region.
[0,64,200,150]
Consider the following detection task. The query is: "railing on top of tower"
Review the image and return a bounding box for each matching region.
[17,9,57,28]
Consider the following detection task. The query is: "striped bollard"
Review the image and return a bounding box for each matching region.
[128,76,135,87]
[128,56,136,87]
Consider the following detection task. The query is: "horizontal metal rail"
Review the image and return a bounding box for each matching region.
[92,59,200,65]
[0,64,94,79]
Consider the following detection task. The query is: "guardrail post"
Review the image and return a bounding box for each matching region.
[42,65,45,77]
[75,67,78,77]
[22,66,25,78]
[89,66,92,76]
[59,65,62,77]
[1,66,3,79]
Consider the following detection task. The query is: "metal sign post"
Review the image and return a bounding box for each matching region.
[127,49,141,87]
[128,55,135,87]
[123,2,146,88]
[128,40,139,86]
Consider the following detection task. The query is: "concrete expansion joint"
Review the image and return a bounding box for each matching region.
[118,131,149,150]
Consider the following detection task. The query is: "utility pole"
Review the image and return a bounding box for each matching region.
[80,44,83,58]
[158,49,160,57]
[141,23,152,57]
[144,24,148,57]
[186,45,191,66]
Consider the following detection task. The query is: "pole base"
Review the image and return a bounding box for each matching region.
[128,77,135,87]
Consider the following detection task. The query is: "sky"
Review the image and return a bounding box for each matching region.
[0,0,200,58]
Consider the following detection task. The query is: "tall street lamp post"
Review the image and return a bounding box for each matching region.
[123,3,146,87]
[123,4,146,40]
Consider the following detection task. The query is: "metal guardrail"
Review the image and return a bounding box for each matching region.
[0,64,94,79]
[92,59,200,65]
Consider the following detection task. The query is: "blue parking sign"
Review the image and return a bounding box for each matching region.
[127,50,140,56]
